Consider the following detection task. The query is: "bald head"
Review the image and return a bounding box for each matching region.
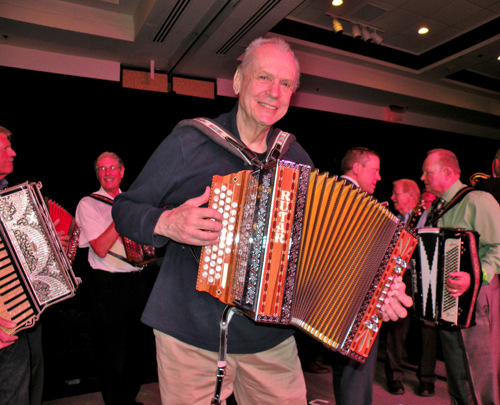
[421,149,461,197]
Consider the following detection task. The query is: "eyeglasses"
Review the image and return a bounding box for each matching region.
[96,165,121,172]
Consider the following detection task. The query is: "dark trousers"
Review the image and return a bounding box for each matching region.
[331,334,379,405]
[385,271,437,384]
[440,276,500,405]
[89,269,150,405]
[0,323,43,405]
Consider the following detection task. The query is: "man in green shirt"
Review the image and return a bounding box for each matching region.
[421,148,500,405]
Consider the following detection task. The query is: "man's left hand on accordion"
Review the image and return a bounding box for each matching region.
[53,218,70,249]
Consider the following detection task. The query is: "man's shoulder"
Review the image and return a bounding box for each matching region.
[462,188,497,205]
[284,139,314,167]
[76,191,111,211]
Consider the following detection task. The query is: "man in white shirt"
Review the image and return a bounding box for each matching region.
[76,152,148,405]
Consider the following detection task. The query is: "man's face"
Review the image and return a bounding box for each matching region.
[356,154,381,195]
[421,154,447,197]
[421,192,436,210]
[0,133,16,179]
[391,184,415,215]
[234,43,297,133]
[96,157,124,194]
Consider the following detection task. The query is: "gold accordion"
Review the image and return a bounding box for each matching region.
[197,160,417,362]
[0,182,81,335]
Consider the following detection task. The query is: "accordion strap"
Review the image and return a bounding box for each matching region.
[88,193,114,206]
[173,117,296,168]
[87,193,137,267]
[428,187,476,227]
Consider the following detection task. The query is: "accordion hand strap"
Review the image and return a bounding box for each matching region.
[173,117,296,168]
[210,305,243,405]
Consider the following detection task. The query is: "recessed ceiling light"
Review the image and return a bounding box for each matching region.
[332,0,343,6]
[418,27,429,34]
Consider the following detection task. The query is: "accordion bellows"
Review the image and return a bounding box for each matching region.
[197,160,417,362]
[0,182,80,335]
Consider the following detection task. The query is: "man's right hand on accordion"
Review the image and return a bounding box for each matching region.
[381,276,413,322]
[446,271,471,297]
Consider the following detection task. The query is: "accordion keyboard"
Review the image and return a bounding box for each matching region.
[0,240,35,335]
[442,238,460,323]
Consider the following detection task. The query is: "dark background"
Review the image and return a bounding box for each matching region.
[1,65,498,399]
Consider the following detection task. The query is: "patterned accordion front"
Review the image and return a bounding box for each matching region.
[196,160,417,362]
[413,227,481,329]
[0,182,81,335]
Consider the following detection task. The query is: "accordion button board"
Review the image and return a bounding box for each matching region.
[196,160,418,362]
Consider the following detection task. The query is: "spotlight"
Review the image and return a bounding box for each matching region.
[333,18,343,34]
[332,0,343,5]
[361,27,372,42]
[352,24,361,39]
[371,30,383,45]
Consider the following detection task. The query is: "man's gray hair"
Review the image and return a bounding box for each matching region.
[239,37,300,91]
[94,151,124,172]
[0,126,12,139]
[393,179,420,202]
[427,148,461,175]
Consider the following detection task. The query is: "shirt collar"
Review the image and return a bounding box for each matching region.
[95,186,121,200]
[340,175,360,188]
[441,180,466,204]
[0,177,8,191]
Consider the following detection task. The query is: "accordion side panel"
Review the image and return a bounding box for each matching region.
[0,182,80,336]
[257,164,300,318]
[347,226,417,359]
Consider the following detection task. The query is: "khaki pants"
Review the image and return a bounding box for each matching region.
[154,330,307,405]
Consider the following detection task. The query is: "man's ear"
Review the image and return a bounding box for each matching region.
[233,68,242,95]
[352,162,361,176]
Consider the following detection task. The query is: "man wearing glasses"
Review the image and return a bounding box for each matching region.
[76,152,148,405]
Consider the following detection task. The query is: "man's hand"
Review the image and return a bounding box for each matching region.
[0,317,17,350]
[381,276,413,322]
[446,271,470,297]
[154,187,223,246]
[52,218,69,249]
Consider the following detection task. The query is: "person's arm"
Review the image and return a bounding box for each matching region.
[471,192,500,284]
[113,129,220,247]
[89,222,120,258]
